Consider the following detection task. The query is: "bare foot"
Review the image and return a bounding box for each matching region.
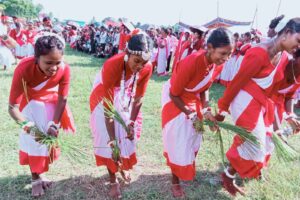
[31,178,45,197]
[109,182,122,199]
[171,184,185,198]
[221,172,245,196]
[120,170,131,183]
[40,176,53,190]
[257,171,268,182]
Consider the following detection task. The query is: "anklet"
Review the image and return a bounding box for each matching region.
[224,167,236,179]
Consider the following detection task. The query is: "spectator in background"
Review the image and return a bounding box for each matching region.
[112,27,120,56]
[42,17,53,32]
[166,28,178,73]
[99,26,107,54]
[118,24,129,53]
[89,24,96,54]
[156,28,169,76]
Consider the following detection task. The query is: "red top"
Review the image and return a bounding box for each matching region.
[240,43,252,55]
[69,29,77,37]
[162,50,222,127]
[118,31,129,51]
[9,57,70,105]
[272,59,300,102]
[9,29,27,45]
[188,38,204,55]
[24,29,37,44]
[90,53,153,112]
[218,47,288,112]
[170,50,220,97]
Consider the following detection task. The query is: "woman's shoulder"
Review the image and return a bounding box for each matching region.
[15,57,35,72]
[105,53,124,65]
[244,46,270,62]
[102,53,124,75]
[184,50,207,66]
[140,62,153,75]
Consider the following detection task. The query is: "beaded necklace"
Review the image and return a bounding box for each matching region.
[120,61,139,111]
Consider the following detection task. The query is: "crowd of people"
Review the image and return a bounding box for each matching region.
[3,8,300,199]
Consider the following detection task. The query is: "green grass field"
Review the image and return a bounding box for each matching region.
[1,47,300,200]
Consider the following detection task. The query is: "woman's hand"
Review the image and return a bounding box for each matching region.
[21,121,35,134]
[46,121,59,137]
[286,117,300,134]
[47,126,59,137]
[203,111,218,132]
[215,109,227,122]
[126,123,135,141]
[108,140,121,163]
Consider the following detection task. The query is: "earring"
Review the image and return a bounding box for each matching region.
[124,54,129,62]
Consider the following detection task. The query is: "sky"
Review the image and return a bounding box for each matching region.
[32,0,299,34]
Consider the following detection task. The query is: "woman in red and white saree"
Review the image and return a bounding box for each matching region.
[162,28,233,198]
[156,28,169,76]
[9,22,28,59]
[216,18,300,196]
[8,35,75,197]
[90,33,152,199]
[273,49,300,135]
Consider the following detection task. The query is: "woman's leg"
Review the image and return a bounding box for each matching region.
[222,165,245,196]
[31,172,44,197]
[171,173,185,198]
[107,167,122,199]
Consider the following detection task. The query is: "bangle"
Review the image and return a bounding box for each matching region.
[202,107,212,114]
[2,35,8,41]
[274,129,284,135]
[126,120,135,126]
[219,110,229,117]
[21,121,35,129]
[224,167,236,179]
[187,112,197,120]
[21,121,35,134]
[19,120,28,128]
[284,112,297,120]
[47,121,60,130]
[108,139,117,147]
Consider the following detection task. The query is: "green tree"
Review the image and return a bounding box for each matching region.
[2,0,43,19]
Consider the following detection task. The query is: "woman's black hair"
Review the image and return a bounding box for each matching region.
[285,48,300,84]
[15,22,21,29]
[127,34,153,53]
[278,17,300,36]
[34,35,64,58]
[161,28,169,35]
[207,27,234,48]
[294,48,300,58]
